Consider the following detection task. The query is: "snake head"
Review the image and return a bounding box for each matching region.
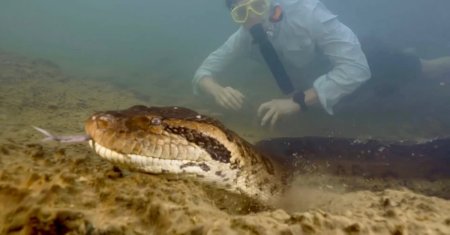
[84,105,281,203]
[84,105,236,169]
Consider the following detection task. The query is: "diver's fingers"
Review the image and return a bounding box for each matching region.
[228,87,245,102]
[226,97,240,110]
[226,93,243,110]
[270,111,279,128]
[224,87,243,110]
[215,88,235,110]
[217,97,231,110]
[257,102,271,118]
[234,91,245,101]
[220,94,238,110]
[260,107,276,126]
[220,92,239,110]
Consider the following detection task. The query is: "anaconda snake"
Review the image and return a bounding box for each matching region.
[85,105,284,203]
[84,105,450,203]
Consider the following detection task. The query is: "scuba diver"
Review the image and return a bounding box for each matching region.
[193,0,450,127]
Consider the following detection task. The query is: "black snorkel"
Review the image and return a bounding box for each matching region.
[249,23,294,94]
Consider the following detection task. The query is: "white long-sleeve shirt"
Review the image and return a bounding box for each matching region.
[193,0,371,114]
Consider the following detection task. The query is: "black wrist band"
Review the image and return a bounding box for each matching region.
[292,90,308,111]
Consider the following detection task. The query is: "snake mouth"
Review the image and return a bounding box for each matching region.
[88,140,212,175]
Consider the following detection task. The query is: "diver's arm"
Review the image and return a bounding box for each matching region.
[193,27,251,110]
[311,18,371,115]
[193,27,251,95]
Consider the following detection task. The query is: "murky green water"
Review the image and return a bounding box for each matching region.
[1,0,449,140]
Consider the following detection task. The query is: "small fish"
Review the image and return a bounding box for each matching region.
[33,126,90,143]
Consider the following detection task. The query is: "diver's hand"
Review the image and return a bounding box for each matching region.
[257,98,300,127]
[213,86,245,111]
[198,76,245,111]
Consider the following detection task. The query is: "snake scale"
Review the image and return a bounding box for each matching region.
[84,105,450,203]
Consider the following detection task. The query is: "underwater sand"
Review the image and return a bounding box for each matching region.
[0,51,450,234]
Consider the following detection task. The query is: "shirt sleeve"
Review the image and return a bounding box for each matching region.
[192,27,251,95]
[311,11,371,114]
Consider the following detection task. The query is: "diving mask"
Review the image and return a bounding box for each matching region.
[230,0,270,24]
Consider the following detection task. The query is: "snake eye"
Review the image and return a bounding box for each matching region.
[150,117,162,125]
